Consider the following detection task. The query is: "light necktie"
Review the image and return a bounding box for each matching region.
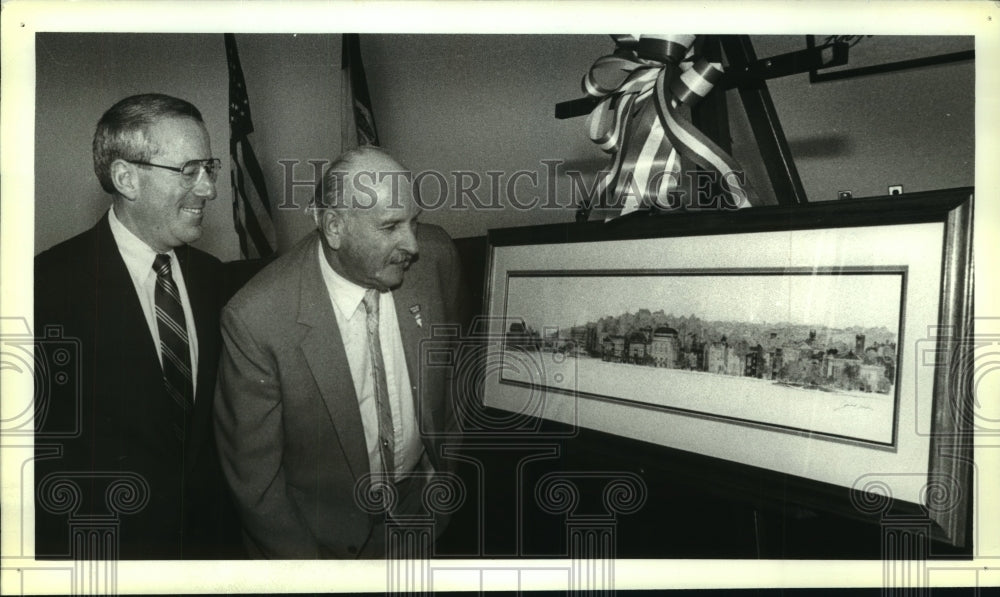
[362,288,395,479]
[153,254,193,442]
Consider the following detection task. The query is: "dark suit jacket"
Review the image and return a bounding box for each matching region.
[34,213,243,559]
[214,225,462,558]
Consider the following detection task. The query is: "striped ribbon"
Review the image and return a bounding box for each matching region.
[582,35,750,215]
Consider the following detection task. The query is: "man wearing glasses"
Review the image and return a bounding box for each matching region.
[34,93,242,559]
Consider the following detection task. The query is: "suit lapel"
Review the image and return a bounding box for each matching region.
[393,289,422,394]
[175,246,217,474]
[393,277,444,464]
[93,216,183,461]
[95,216,162,373]
[297,234,370,483]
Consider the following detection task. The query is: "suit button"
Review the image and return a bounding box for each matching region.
[348,545,358,555]
[382,439,389,447]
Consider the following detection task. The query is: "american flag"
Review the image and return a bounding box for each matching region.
[342,33,380,150]
[226,33,276,259]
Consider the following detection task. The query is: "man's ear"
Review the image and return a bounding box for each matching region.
[110,159,140,200]
[320,209,345,250]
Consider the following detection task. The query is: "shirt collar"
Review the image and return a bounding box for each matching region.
[317,241,371,321]
[108,206,176,282]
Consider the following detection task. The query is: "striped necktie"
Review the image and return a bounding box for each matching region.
[362,288,395,479]
[153,254,193,442]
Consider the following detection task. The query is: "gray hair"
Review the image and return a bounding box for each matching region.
[92,93,203,194]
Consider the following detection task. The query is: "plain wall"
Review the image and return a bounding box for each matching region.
[35,33,974,258]
[745,36,974,204]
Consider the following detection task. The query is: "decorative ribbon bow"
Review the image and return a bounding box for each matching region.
[583,34,750,215]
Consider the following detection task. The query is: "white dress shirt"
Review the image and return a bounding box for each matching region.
[108,207,199,396]
[317,243,425,479]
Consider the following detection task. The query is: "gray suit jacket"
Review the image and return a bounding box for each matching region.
[214,225,462,558]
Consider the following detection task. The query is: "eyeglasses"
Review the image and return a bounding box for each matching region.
[128,158,222,188]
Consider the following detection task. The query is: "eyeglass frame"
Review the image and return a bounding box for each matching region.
[126,158,222,187]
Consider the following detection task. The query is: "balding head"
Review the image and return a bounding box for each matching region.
[314,147,421,290]
[311,145,410,216]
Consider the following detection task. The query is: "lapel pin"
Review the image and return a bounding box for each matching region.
[409,304,423,328]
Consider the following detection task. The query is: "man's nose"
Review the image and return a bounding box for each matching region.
[192,167,217,200]
[400,223,419,256]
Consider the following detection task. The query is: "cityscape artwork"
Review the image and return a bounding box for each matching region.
[499,268,905,446]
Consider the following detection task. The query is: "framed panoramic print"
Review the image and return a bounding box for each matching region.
[482,187,973,547]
